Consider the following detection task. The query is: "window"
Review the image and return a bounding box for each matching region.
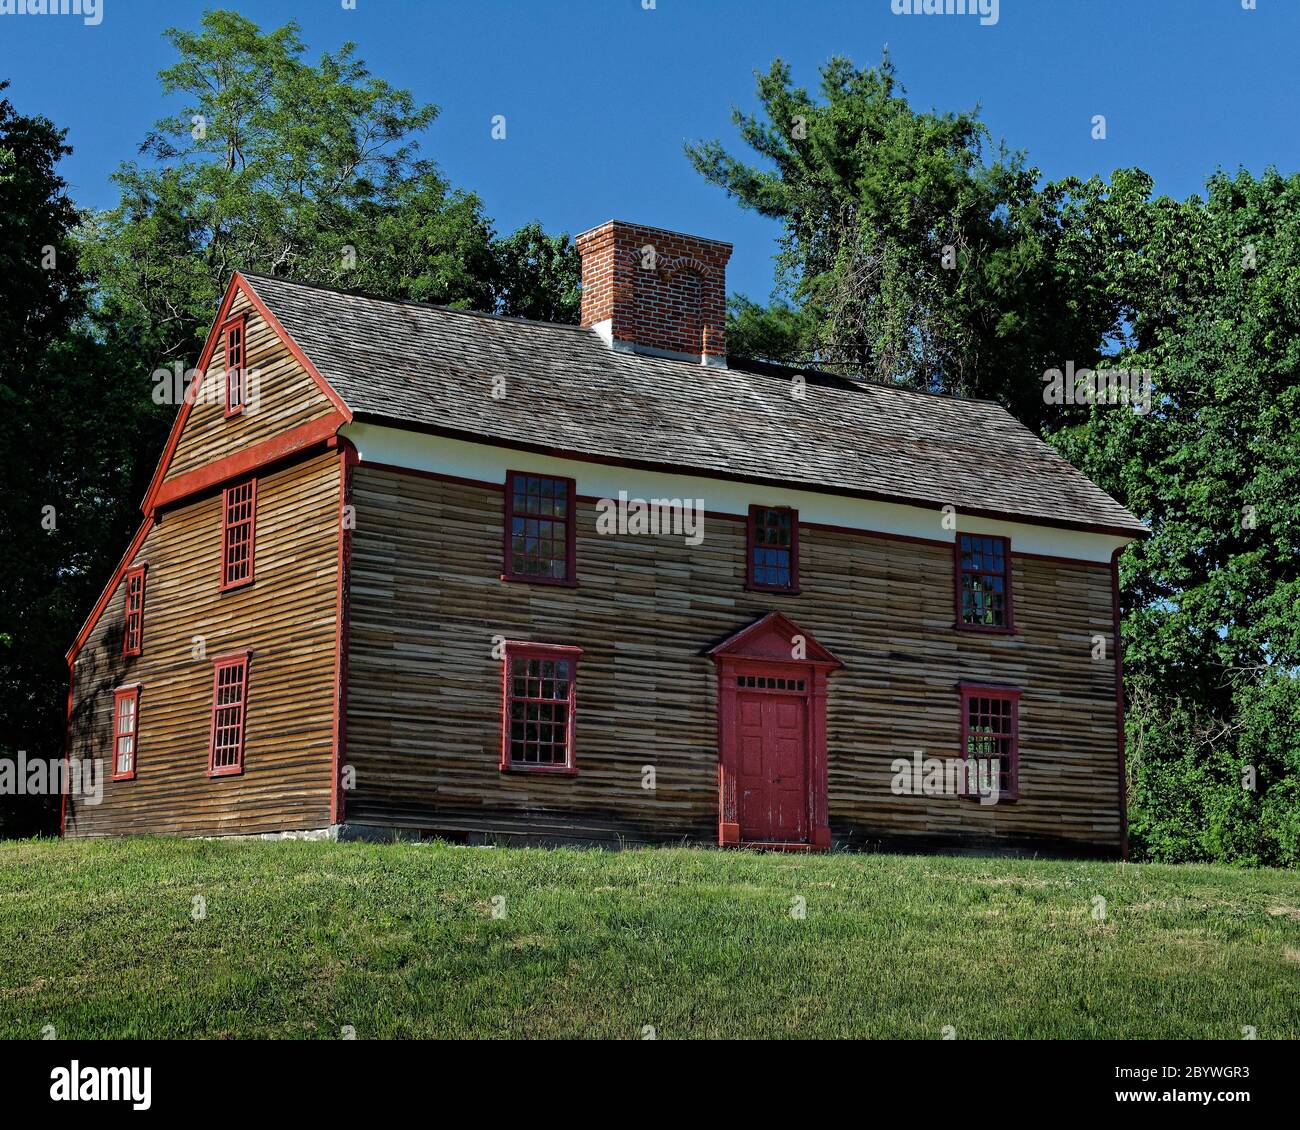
[222,315,247,416]
[208,653,250,776]
[747,505,799,592]
[221,480,256,590]
[955,533,1013,630]
[503,471,576,585]
[500,642,582,773]
[122,565,147,657]
[111,686,140,781]
[959,684,1020,801]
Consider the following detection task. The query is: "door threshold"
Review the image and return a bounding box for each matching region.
[739,840,814,853]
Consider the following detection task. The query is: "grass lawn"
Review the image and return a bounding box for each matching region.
[1,837,1298,1039]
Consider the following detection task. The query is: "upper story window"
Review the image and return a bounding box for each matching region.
[208,652,250,777]
[112,685,140,781]
[955,533,1013,631]
[221,480,257,591]
[222,314,248,417]
[503,471,576,585]
[122,565,147,657]
[747,505,799,592]
[959,684,1020,801]
[500,641,581,773]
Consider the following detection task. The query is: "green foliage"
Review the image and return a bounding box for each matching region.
[78,10,501,368]
[725,295,814,363]
[688,53,1125,426]
[1051,169,1300,867]
[0,85,153,836]
[491,222,581,323]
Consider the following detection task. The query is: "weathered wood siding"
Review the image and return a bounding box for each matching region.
[66,452,340,837]
[163,289,337,482]
[346,465,1122,852]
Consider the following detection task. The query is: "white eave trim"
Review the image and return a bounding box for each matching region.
[340,422,1138,563]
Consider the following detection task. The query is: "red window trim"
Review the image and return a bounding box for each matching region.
[745,504,800,593]
[207,651,251,778]
[953,533,1015,633]
[220,478,257,592]
[958,682,1021,802]
[499,641,582,775]
[222,313,248,418]
[111,684,141,781]
[122,564,148,657]
[501,470,578,587]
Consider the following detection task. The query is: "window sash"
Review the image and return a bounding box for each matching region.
[500,644,581,772]
[122,566,147,656]
[223,318,246,416]
[747,505,799,591]
[959,686,1020,800]
[503,472,575,584]
[221,480,256,590]
[208,655,250,776]
[956,534,1012,629]
[112,687,139,780]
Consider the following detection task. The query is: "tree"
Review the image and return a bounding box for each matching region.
[492,222,580,323]
[1052,169,1300,866]
[78,10,501,371]
[0,86,150,835]
[689,54,1126,427]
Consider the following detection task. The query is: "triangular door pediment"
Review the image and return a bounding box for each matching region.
[708,611,842,667]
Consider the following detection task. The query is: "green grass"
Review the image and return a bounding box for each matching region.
[1,837,1298,1039]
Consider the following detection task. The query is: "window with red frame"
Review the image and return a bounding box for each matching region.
[122,565,147,656]
[221,480,256,590]
[501,643,581,772]
[208,653,250,776]
[747,505,799,591]
[112,686,140,781]
[223,316,247,416]
[956,533,1012,629]
[960,685,1020,801]
[503,472,576,584]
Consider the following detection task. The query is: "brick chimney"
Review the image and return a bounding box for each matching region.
[575,220,732,367]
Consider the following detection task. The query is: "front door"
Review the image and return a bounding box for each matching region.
[736,691,808,843]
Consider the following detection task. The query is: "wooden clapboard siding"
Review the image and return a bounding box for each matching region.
[345,466,1122,851]
[65,451,340,837]
[162,289,337,482]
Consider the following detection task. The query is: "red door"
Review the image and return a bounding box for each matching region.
[736,692,808,843]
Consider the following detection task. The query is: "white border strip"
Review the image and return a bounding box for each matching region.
[342,422,1133,563]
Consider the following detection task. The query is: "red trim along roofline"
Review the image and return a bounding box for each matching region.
[139,272,351,517]
[66,273,353,667]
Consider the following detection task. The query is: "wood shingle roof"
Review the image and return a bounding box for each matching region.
[244,272,1147,537]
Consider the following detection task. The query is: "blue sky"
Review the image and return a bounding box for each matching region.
[3,0,1298,301]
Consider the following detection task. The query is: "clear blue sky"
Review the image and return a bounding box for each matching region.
[3,0,1297,301]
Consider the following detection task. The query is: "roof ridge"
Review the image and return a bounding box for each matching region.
[239,271,598,335]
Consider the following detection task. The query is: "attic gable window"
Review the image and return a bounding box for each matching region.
[122,565,147,657]
[208,652,250,777]
[503,471,577,585]
[222,314,248,417]
[955,533,1013,631]
[500,642,581,774]
[112,686,140,781]
[959,684,1020,802]
[746,505,799,592]
[221,480,257,591]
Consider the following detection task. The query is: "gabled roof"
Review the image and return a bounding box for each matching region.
[241,272,1147,538]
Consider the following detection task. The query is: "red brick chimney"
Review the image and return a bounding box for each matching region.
[575,220,732,366]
